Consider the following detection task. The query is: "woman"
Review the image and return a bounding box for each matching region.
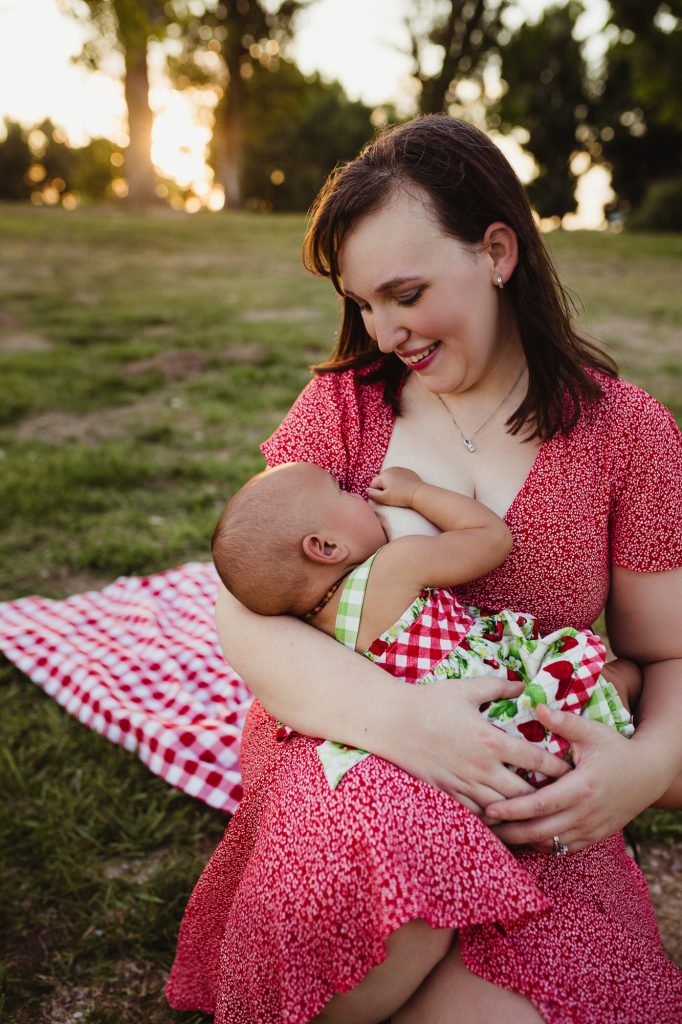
[168,116,682,1023]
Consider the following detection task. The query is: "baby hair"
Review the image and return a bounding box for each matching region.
[212,466,315,616]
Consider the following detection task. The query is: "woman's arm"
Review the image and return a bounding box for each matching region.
[216,585,570,813]
[485,565,682,850]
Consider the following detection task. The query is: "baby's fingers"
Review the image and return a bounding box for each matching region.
[366,487,391,507]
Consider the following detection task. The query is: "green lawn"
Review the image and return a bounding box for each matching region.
[0,206,680,1021]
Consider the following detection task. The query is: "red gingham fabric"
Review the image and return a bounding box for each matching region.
[371,587,473,682]
[0,563,251,814]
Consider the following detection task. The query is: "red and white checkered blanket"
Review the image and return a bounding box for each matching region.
[0,563,251,814]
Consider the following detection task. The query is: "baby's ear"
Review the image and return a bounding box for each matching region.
[302,533,348,564]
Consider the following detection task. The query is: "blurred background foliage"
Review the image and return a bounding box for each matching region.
[1,1,681,226]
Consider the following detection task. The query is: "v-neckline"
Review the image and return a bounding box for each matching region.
[500,433,552,523]
[378,374,554,524]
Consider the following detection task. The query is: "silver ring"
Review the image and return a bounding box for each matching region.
[553,834,569,857]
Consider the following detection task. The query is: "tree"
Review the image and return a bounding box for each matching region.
[59,0,169,204]
[605,0,682,130]
[0,119,121,204]
[169,0,313,208]
[405,0,510,116]
[593,1,682,218]
[493,0,682,220]
[496,2,591,218]
[0,122,32,200]
[237,60,374,211]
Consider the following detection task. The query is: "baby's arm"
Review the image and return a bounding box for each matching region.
[367,467,512,588]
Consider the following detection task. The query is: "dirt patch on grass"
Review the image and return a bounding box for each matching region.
[588,316,681,361]
[0,335,53,356]
[221,343,270,364]
[103,848,168,885]
[15,407,136,443]
[0,311,54,352]
[34,959,174,1024]
[72,289,102,305]
[639,840,682,966]
[239,307,322,322]
[14,392,202,445]
[125,350,206,380]
[0,332,53,352]
[39,985,97,1024]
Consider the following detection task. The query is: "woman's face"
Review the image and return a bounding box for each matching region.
[338,187,516,397]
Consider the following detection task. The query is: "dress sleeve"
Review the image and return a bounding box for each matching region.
[610,394,682,572]
[260,373,354,488]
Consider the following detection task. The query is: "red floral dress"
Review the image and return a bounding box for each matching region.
[166,368,682,1024]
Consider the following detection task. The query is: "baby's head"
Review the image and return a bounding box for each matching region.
[212,462,386,616]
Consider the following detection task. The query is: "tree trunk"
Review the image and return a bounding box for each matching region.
[123,38,157,205]
[418,0,491,114]
[214,52,245,209]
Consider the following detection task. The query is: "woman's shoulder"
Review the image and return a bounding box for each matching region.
[301,362,390,414]
[583,369,680,440]
[260,362,393,486]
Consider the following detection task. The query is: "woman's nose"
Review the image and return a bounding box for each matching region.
[373,315,410,354]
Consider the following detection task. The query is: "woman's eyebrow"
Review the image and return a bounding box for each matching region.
[344,275,422,301]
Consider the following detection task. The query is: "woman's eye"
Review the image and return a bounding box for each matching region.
[397,290,422,307]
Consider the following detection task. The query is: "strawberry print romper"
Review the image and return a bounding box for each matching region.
[315,552,633,792]
[167,367,682,1024]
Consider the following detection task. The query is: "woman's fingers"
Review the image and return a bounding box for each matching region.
[463,679,572,780]
[401,680,572,811]
[483,705,645,850]
[464,676,524,705]
[491,811,586,853]
[486,771,577,828]
[493,731,571,779]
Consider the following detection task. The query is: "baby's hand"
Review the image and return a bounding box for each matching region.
[367,467,423,508]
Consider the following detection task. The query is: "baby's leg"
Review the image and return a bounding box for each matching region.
[601,657,641,710]
[313,919,453,1024]
[393,939,545,1024]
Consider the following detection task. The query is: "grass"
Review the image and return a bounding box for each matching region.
[0,205,681,1020]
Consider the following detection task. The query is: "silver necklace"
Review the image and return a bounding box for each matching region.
[435,367,525,453]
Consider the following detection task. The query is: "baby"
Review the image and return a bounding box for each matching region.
[213,462,638,790]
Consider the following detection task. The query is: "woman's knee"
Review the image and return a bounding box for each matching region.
[314,919,454,1024]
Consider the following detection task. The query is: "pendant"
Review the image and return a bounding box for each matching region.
[463,438,476,453]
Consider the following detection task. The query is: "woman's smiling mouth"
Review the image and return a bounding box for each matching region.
[401,341,441,367]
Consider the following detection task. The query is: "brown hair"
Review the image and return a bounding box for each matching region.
[302,114,617,439]
[212,467,314,616]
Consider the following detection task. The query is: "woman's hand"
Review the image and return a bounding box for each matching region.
[484,702,673,852]
[387,676,571,815]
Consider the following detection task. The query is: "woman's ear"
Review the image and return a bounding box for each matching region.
[302,533,349,565]
[483,221,518,286]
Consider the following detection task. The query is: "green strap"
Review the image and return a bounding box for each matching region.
[335,554,377,650]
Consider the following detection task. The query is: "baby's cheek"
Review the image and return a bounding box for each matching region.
[369,501,440,541]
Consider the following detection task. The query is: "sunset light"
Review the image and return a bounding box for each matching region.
[150,87,225,210]
[0,0,612,222]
